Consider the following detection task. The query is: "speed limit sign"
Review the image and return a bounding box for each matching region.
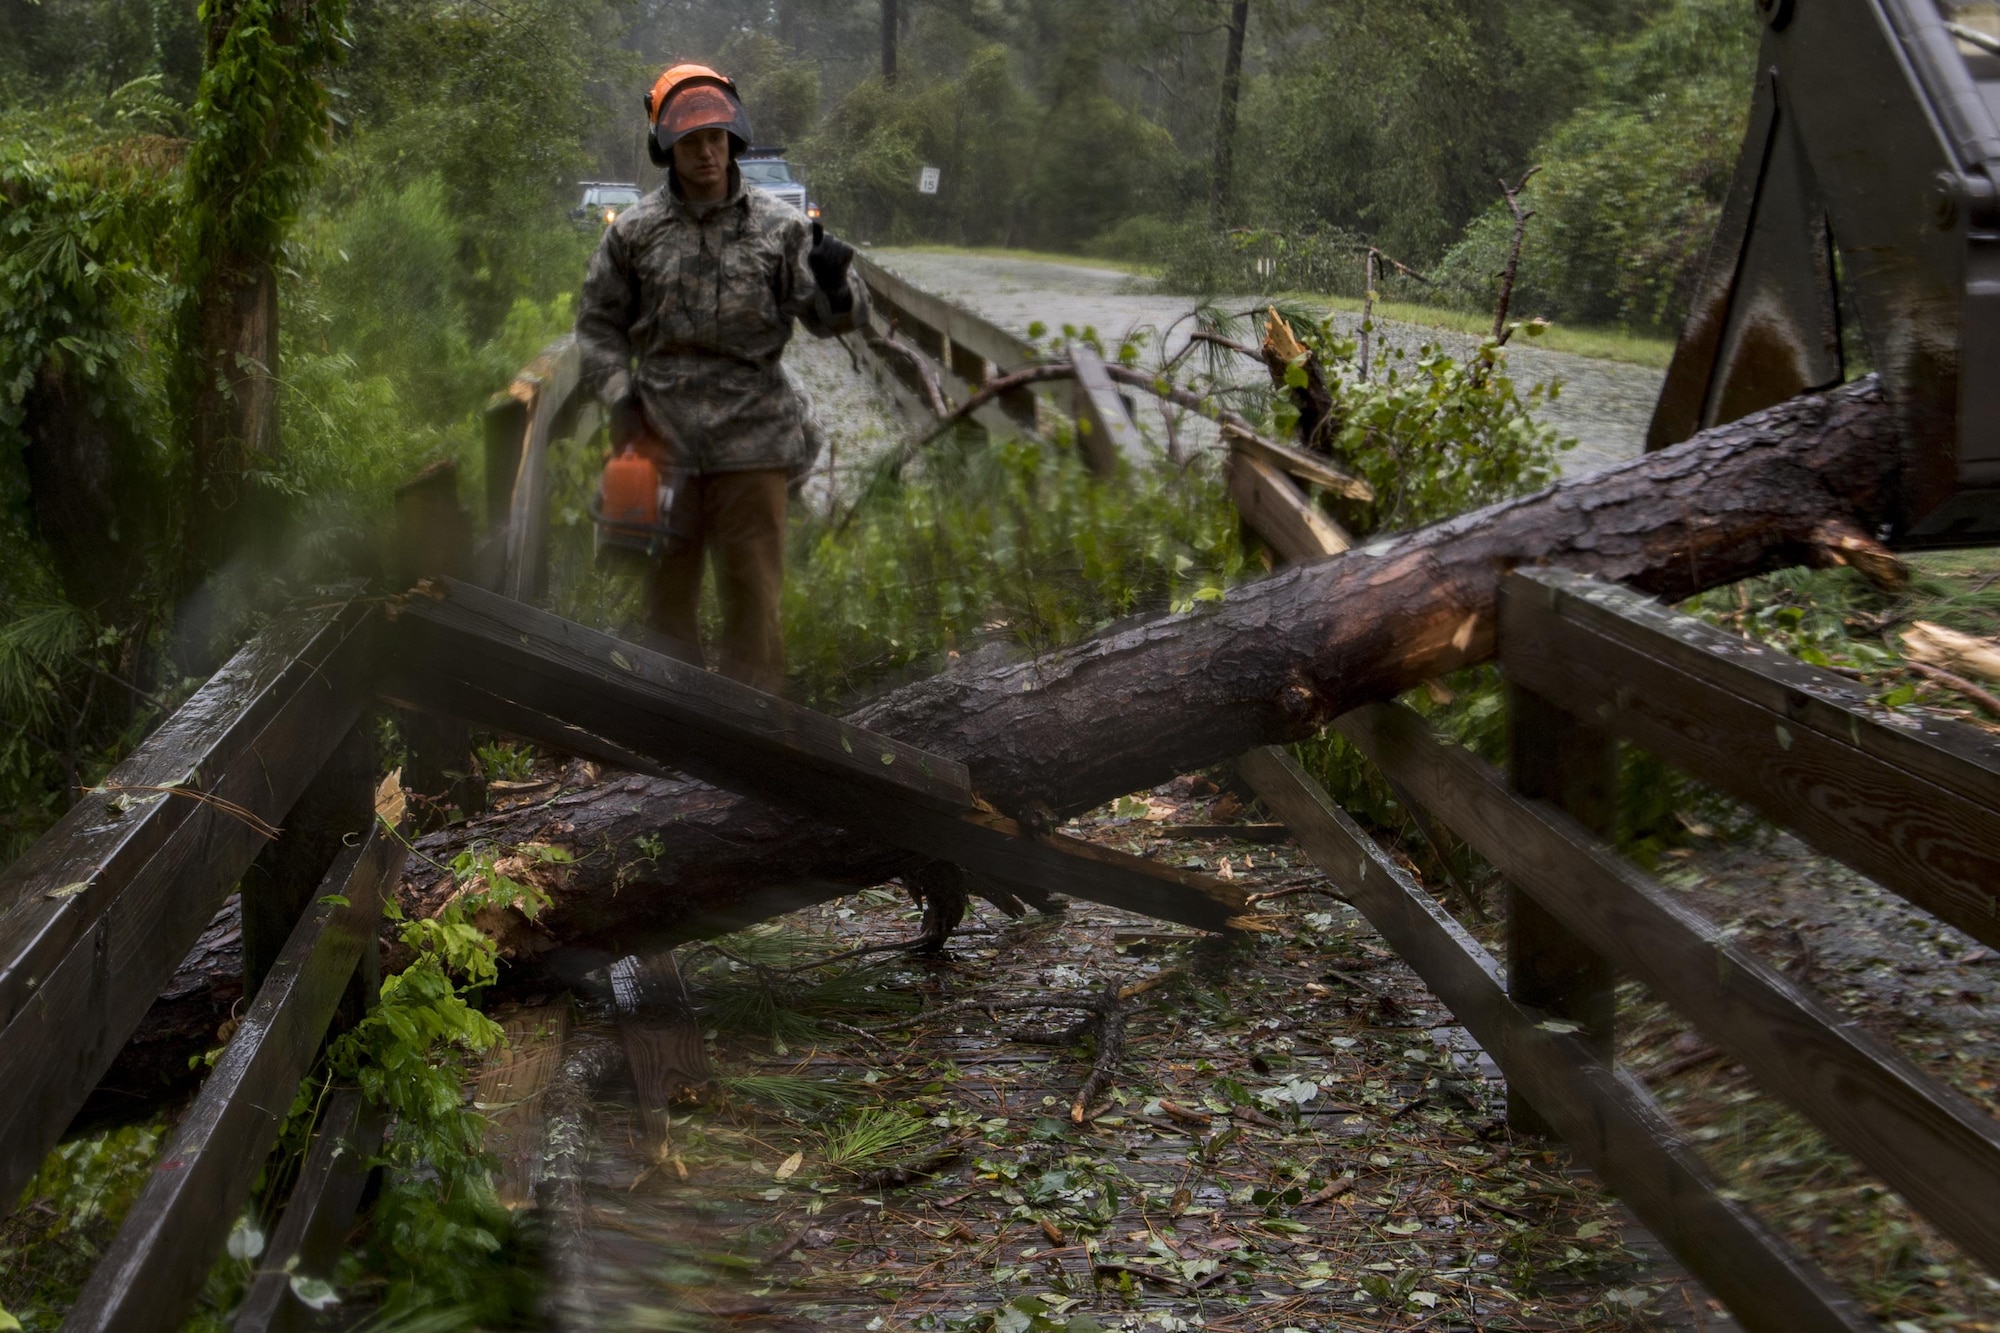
[918,166,940,195]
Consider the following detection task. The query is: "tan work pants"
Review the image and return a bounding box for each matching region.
[646,469,789,694]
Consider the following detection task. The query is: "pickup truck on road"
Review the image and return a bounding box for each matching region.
[738,148,819,220]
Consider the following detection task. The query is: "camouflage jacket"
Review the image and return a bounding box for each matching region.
[575,174,864,475]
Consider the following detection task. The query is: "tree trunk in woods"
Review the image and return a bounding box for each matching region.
[881,0,899,85]
[105,377,1903,1109]
[175,0,331,579]
[1209,0,1250,229]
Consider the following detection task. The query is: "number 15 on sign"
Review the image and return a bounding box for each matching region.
[918,166,940,195]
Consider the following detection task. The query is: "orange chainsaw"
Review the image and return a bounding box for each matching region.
[589,441,690,573]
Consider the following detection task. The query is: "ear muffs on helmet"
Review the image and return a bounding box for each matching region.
[645,63,754,165]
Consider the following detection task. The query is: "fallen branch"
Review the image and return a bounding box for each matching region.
[1097,362,1370,498]
[866,328,951,419]
[870,356,1371,505]
[1492,167,1541,344]
[1070,989,1126,1122]
[1905,660,2000,719]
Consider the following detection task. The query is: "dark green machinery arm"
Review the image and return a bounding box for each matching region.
[1649,0,2000,546]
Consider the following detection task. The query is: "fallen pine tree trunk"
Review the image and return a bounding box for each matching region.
[106,375,1903,1106]
[410,375,1904,959]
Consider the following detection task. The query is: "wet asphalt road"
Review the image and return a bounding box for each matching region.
[783,247,1670,511]
[849,249,1669,477]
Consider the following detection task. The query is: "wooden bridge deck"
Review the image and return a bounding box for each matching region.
[521,792,1738,1332]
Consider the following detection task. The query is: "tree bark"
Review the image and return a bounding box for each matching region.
[174,0,335,583]
[881,0,898,85]
[102,377,1903,1108]
[1209,0,1250,229]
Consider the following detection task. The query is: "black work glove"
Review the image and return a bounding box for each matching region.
[808,220,855,313]
[609,394,649,448]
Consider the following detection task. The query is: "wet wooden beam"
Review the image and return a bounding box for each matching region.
[501,335,581,606]
[380,580,1249,933]
[852,255,1037,371]
[1236,745,1874,1333]
[65,823,404,1333]
[1337,700,2000,1278]
[1225,450,1350,561]
[383,576,973,814]
[482,394,527,532]
[852,255,1042,432]
[0,594,376,1215]
[1501,565,2000,951]
[392,463,480,826]
[1221,424,1371,500]
[233,1090,386,1333]
[239,726,374,999]
[1068,345,1140,476]
[1504,685,1617,1133]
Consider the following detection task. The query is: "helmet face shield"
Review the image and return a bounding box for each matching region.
[658,84,753,150]
[647,68,754,166]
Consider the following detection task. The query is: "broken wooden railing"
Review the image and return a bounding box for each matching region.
[477,333,591,605]
[0,576,1251,1330]
[0,591,399,1332]
[379,576,1250,934]
[852,256,1342,546]
[1241,566,2000,1333]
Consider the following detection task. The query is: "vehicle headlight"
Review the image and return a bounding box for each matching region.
[807,206,821,219]
[603,208,616,224]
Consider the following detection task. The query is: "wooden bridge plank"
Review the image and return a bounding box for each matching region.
[501,335,581,605]
[1225,451,1349,562]
[380,585,1249,932]
[384,576,972,811]
[0,597,375,1216]
[1236,745,1874,1333]
[232,1089,386,1333]
[1068,345,1141,475]
[1501,567,2000,950]
[1337,701,2000,1279]
[63,823,404,1333]
[397,679,1251,934]
[473,1004,574,1211]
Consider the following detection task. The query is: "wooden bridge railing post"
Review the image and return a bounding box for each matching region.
[393,460,481,827]
[1504,685,1619,1133]
[482,394,527,534]
[239,725,375,998]
[1067,344,1140,476]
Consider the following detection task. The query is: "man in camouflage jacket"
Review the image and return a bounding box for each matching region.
[576,63,864,692]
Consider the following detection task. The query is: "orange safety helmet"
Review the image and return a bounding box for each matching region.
[644,63,753,166]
